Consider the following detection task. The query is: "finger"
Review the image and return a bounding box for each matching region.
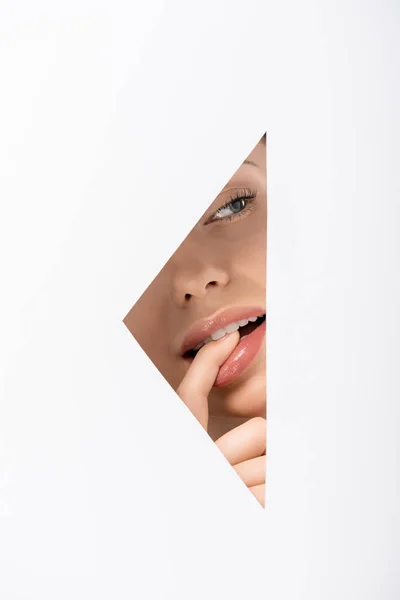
[215,417,266,465]
[176,331,240,430]
[233,455,266,488]
[249,483,265,507]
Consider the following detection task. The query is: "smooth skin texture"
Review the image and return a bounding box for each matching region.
[124,136,266,506]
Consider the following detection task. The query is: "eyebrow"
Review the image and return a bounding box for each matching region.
[243,159,260,168]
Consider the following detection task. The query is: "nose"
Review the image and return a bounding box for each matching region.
[170,250,230,307]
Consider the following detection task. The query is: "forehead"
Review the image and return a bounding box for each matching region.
[244,139,266,167]
[227,140,266,183]
[220,140,266,193]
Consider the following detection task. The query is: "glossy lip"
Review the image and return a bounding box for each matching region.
[180,305,265,356]
[214,319,266,386]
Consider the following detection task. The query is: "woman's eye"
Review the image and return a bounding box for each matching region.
[215,198,247,219]
[205,189,257,225]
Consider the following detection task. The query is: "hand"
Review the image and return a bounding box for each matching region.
[176,332,266,507]
[215,417,266,506]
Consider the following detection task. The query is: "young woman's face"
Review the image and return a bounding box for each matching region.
[124,139,266,419]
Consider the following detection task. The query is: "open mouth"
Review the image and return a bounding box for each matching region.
[183,313,266,360]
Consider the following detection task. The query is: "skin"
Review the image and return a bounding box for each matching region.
[124,136,266,505]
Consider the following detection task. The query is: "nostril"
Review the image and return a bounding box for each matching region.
[183,280,219,302]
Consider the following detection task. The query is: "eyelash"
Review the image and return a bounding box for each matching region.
[207,188,257,224]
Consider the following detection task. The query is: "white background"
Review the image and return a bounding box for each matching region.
[0,1,399,599]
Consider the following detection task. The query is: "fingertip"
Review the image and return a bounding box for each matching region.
[176,331,240,430]
[198,330,240,365]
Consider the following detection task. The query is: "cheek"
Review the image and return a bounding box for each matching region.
[125,290,183,389]
[124,287,166,359]
[234,235,266,290]
[131,320,179,388]
[228,209,267,282]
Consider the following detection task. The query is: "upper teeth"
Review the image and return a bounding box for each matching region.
[192,315,263,352]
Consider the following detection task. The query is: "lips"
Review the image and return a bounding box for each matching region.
[180,306,265,357]
[214,318,266,386]
[180,306,266,386]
